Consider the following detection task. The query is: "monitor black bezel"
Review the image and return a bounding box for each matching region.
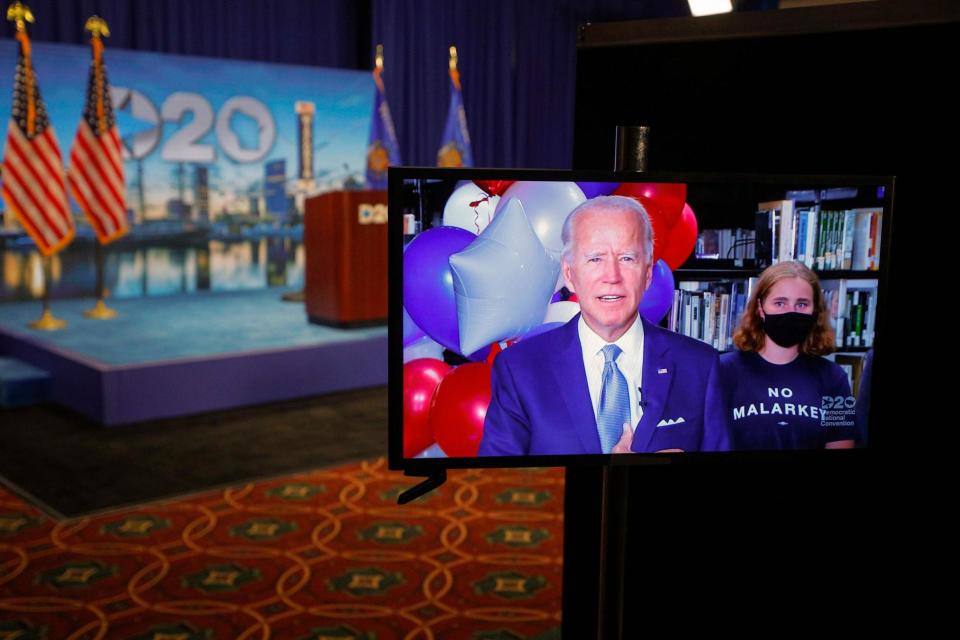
[388,167,892,472]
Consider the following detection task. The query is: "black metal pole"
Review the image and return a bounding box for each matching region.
[597,125,650,640]
[614,126,649,173]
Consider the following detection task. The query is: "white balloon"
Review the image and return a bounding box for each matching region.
[495,181,586,258]
[403,335,445,363]
[413,443,449,458]
[543,300,581,324]
[443,183,501,235]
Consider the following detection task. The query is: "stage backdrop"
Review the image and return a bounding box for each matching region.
[0,39,372,301]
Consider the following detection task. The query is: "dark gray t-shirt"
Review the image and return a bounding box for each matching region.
[719,350,857,450]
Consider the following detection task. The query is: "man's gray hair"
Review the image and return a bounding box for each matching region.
[560,195,655,262]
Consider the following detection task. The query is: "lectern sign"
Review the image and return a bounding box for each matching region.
[358,203,388,225]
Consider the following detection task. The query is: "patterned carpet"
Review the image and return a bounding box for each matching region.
[0,458,563,639]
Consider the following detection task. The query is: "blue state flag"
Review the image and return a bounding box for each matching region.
[437,62,473,168]
[366,62,402,190]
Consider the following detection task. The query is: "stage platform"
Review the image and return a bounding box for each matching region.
[0,289,387,425]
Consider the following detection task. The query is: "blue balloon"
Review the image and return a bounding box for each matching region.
[403,306,426,347]
[576,182,620,199]
[403,226,476,354]
[639,259,675,324]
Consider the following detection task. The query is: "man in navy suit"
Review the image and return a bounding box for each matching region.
[478,195,730,456]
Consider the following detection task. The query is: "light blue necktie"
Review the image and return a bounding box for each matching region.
[597,344,631,453]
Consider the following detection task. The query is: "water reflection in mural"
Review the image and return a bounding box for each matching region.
[0,238,305,301]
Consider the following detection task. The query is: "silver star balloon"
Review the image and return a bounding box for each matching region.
[449,198,560,356]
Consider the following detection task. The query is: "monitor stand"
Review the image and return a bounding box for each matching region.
[397,469,447,504]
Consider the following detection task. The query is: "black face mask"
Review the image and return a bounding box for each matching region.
[762,312,814,348]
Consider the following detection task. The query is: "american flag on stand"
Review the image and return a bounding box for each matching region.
[1,28,74,255]
[67,22,127,244]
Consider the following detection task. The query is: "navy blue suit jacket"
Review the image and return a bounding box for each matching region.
[478,315,731,456]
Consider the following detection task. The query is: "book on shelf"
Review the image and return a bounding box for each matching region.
[806,207,884,272]
[672,280,745,351]
[755,209,777,268]
[757,199,795,264]
[852,209,872,270]
[850,207,883,271]
[820,278,848,347]
[840,210,857,270]
[844,279,878,348]
[794,205,820,268]
[820,278,878,348]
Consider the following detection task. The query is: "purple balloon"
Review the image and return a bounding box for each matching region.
[576,182,620,199]
[403,306,426,347]
[403,226,476,354]
[639,259,675,324]
[467,344,493,362]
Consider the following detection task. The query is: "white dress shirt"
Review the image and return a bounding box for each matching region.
[578,314,646,430]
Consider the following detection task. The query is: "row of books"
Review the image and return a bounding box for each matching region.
[667,278,877,351]
[668,281,751,352]
[756,201,883,271]
[821,278,878,349]
[695,228,756,261]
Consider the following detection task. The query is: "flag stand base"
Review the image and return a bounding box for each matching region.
[84,299,118,320]
[29,309,66,331]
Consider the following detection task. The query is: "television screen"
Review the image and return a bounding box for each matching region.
[389,169,890,471]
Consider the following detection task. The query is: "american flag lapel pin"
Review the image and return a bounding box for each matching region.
[658,368,668,374]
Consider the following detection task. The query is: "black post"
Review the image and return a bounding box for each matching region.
[614,126,649,173]
[603,125,649,639]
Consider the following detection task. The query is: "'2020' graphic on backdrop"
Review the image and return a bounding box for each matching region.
[0,39,372,222]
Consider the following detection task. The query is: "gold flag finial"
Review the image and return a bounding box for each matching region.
[84,16,110,134]
[449,45,458,72]
[373,44,385,93]
[448,46,461,90]
[84,15,110,39]
[6,2,34,33]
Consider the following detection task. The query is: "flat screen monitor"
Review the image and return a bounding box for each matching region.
[388,168,890,473]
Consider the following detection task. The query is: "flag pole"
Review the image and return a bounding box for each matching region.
[6,2,66,331]
[81,15,117,320]
[84,242,116,318]
[29,255,65,330]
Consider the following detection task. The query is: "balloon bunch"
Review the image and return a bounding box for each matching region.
[401,347,498,459]
[401,180,699,457]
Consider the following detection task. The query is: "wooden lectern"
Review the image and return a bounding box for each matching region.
[304,190,388,326]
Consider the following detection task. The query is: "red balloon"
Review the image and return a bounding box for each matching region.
[612,195,671,266]
[430,362,492,457]
[403,358,452,457]
[660,204,699,270]
[613,182,687,229]
[473,180,514,197]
